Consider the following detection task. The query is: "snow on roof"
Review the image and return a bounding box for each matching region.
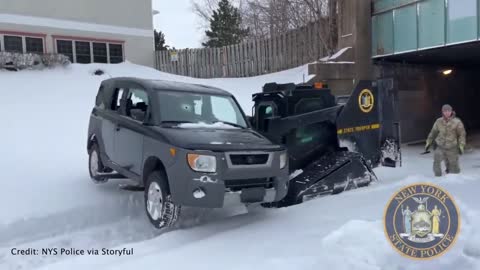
[319,47,353,62]
[329,47,352,60]
[0,13,151,37]
[177,122,240,129]
[324,61,355,64]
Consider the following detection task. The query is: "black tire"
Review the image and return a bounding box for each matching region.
[144,171,181,229]
[88,144,108,183]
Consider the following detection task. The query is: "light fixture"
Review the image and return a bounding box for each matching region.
[442,69,453,75]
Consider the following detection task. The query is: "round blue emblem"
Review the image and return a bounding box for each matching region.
[384,183,460,259]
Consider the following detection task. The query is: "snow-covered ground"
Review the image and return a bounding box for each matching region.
[0,63,479,270]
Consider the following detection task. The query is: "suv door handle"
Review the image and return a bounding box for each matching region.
[115,125,121,131]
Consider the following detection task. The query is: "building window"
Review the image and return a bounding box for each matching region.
[26,37,44,53]
[56,40,74,62]
[4,36,23,52]
[75,41,91,63]
[54,38,124,64]
[109,44,123,63]
[0,33,45,54]
[93,43,108,63]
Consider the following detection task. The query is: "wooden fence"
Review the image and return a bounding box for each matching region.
[154,21,328,78]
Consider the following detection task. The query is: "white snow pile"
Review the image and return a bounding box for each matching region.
[319,47,353,62]
[289,169,304,180]
[0,62,479,270]
[339,139,359,152]
[178,122,239,129]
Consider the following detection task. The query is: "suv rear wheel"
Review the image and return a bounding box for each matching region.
[145,171,181,229]
[88,144,109,183]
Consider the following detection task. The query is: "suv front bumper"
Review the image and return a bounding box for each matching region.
[167,150,289,208]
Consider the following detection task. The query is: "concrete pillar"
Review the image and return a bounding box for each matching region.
[308,0,373,94]
[337,0,354,49]
[353,0,373,81]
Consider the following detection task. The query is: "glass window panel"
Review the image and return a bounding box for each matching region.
[447,0,477,44]
[109,44,123,64]
[372,12,394,56]
[56,40,73,62]
[112,88,125,111]
[373,0,417,13]
[394,5,417,53]
[75,41,91,64]
[396,0,418,6]
[373,0,394,13]
[418,0,445,48]
[4,36,23,52]
[126,89,149,120]
[26,37,43,53]
[211,95,237,124]
[93,42,107,63]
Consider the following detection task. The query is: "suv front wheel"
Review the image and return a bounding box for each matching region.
[88,144,108,183]
[145,171,181,229]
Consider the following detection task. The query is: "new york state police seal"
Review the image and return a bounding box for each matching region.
[384,183,460,259]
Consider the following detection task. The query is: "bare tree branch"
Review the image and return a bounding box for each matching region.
[191,0,339,56]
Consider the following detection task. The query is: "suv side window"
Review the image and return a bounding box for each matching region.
[111,88,125,111]
[255,103,277,130]
[295,98,325,115]
[126,88,149,122]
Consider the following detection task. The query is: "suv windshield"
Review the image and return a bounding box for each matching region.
[156,90,248,128]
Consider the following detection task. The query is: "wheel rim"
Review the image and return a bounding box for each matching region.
[147,181,163,221]
[90,150,99,176]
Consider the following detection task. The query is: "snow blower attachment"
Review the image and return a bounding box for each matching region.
[251,80,401,206]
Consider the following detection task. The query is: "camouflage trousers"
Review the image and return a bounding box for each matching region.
[433,147,460,177]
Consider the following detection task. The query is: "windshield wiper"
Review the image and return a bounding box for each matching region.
[212,121,246,129]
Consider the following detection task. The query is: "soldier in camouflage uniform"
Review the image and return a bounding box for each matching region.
[425,104,466,177]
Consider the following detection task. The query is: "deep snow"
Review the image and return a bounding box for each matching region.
[0,63,479,270]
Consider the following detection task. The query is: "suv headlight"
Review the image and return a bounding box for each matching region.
[187,154,217,173]
[280,152,287,169]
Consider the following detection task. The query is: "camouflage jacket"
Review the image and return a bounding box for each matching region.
[427,116,466,149]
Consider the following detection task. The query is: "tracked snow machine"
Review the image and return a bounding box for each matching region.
[251,80,401,206]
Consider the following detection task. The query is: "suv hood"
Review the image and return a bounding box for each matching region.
[155,127,284,151]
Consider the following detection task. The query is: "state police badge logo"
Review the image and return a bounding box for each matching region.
[358,89,374,113]
[384,183,460,259]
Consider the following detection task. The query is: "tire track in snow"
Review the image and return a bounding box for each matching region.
[0,192,144,247]
[0,191,251,270]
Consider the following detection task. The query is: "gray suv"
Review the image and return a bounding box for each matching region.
[87,78,289,228]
